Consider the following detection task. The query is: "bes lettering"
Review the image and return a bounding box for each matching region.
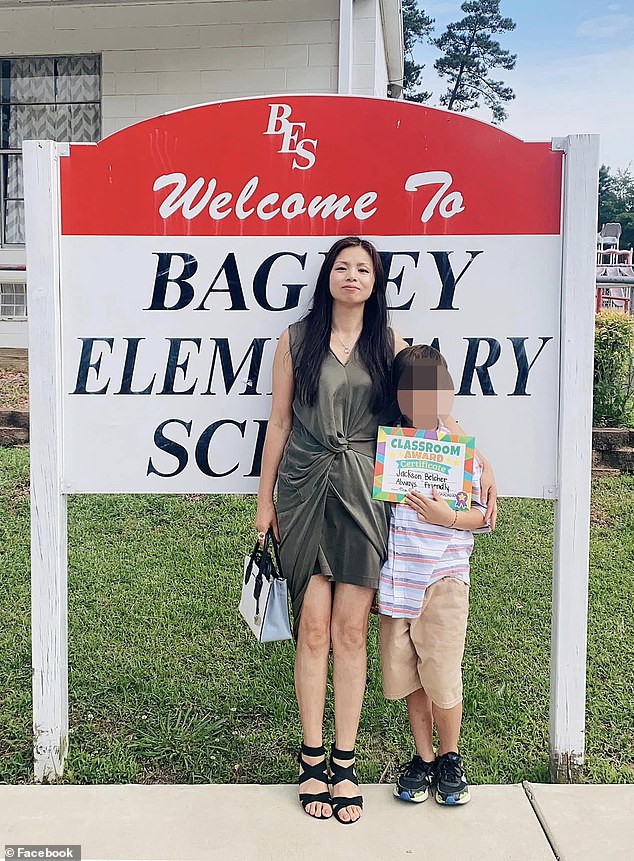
[264,103,318,171]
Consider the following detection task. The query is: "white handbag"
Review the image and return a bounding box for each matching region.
[239,529,293,643]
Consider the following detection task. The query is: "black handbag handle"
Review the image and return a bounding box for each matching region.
[244,528,284,584]
[246,528,271,581]
[267,529,284,579]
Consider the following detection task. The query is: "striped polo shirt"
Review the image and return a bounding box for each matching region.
[378,428,488,619]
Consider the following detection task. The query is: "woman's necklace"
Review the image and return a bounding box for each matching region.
[332,328,361,355]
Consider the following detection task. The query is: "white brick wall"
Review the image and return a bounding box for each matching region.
[0,0,344,137]
[286,65,332,92]
[265,45,310,68]
[0,0,391,135]
[0,0,396,347]
[0,319,28,349]
[309,42,338,67]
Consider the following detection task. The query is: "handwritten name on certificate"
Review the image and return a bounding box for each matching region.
[372,426,476,508]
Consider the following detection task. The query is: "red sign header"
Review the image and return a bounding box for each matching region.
[60,96,562,237]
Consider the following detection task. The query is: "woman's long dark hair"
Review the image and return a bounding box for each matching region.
[294,236,393,414]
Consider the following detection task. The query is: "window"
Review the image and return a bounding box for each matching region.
[0,282,27,318]
[1,55,101,246]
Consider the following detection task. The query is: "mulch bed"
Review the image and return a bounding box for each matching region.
[0,369,29,411]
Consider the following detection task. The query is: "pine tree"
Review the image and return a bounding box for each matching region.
[433,0,516,123]
[599,164,618,229]
[402,0,434,102]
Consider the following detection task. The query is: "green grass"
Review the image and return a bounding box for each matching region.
[1,445,632,785]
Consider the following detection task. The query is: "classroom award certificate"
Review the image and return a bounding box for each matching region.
[372,426,476,508]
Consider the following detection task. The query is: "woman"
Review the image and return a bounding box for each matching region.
[255,237,497,824]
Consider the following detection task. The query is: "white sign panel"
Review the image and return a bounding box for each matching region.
[24,99,600,784]
[57,97,564,495]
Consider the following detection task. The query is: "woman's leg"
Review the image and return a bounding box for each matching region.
[330,583,375,822]
[295,574,333,818]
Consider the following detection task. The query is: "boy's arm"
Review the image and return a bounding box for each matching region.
[453,508,487,531]
[405,455,491,531]
[405,489,488,531]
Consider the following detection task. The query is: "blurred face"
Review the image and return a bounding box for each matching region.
[397,363,455,429]
[329,246,375,305]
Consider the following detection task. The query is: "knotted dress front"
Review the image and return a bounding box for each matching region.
[277,320,396,636]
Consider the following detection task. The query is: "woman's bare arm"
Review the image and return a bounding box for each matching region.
[255,329,295,540]
[392,329,409,355]
[443,414,498,529]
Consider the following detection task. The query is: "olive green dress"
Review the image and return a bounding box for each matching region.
[277,320,395,637]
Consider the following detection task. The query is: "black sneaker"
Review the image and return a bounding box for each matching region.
[394,755,436,803]
[434,751,471,805]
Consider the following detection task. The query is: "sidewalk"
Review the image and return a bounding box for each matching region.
[2,782,633,861]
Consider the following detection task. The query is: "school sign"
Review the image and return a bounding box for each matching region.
[24,96,598,781]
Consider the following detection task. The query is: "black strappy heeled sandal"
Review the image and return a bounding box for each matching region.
[330,746,364,824]
[298,743,332,819]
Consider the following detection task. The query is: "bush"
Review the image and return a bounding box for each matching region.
[594,310,634,427]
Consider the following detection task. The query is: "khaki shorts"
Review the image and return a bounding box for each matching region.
[379,577,470,708]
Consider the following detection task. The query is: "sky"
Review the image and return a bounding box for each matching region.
[412,0,634,169]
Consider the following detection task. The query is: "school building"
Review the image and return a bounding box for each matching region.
[0,0,404,349]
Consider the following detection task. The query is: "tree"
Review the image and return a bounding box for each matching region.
[402,0,434,102]
[599,164,634,250]
[433,0,516,124]
[598,164,617,229]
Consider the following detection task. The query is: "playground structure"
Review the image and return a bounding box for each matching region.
[596,222,634,314]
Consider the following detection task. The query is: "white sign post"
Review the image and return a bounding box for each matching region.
[24,140,69,781]
[23,97,599,782]
[550,134,600,781]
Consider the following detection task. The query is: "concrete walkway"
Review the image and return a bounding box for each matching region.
[2,783,633,861]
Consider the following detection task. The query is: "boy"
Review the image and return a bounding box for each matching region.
[379,344,490,806]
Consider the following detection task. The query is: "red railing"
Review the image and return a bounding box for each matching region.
[596,286,631,314]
